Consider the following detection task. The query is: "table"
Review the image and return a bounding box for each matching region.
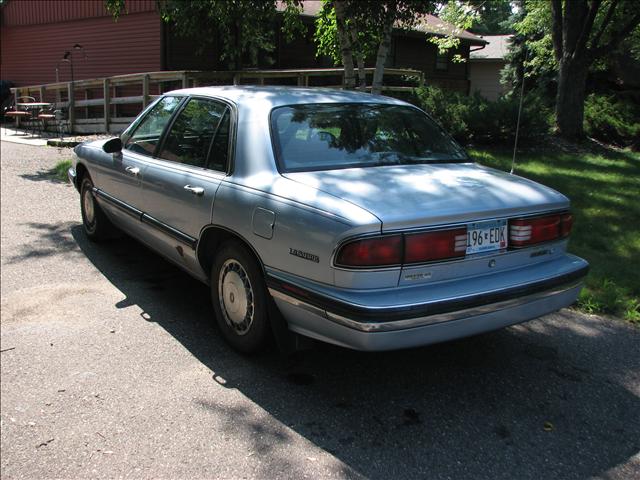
[16,102,52,108]
[15,103,53,135]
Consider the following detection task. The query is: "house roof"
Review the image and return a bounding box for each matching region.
[412,14,487,44]
[469,35,513,61]
[278,1,487,45]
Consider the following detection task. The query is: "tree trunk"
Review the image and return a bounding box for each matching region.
[371,14,393,95]
[555,56,589,139]
[350,31,367,91]
[334,1,356,89]
[355,54,366,91]
[233,16,242,71]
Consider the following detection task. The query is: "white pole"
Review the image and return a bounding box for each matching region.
[511,48,528,175]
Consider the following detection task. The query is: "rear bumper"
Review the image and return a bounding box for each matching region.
[267,254,589,351]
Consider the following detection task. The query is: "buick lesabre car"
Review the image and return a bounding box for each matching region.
[69,86,589,353]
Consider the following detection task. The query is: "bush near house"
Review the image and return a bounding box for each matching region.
[410,86,640,151]
[411,85,552,144]
[584,93,640,149]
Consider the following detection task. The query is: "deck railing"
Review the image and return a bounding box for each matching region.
[9,68,424,134]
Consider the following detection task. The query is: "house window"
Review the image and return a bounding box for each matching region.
[435,51,449,71]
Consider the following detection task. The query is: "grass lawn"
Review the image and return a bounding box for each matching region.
[469,141,639,322]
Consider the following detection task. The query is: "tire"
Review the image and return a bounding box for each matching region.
[211,241,271,353]
[80,176,113,241]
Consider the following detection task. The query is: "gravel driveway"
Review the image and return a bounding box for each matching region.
[1,140,639,479]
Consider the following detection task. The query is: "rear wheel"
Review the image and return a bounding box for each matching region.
[211,242,271,353]
[80,176,113,241]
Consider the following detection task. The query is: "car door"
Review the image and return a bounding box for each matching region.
[96,95,184,209]
[136,96,232,272]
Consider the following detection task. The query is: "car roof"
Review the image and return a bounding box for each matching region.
[166,85,409,108]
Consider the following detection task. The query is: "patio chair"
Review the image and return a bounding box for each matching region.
[37,107,57,137]
[4,96,37,135]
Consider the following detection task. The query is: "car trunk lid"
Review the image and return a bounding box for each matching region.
[283,163,569,231]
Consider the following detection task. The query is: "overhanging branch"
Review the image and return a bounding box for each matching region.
[590,0,618,51]
[574,0,601,60]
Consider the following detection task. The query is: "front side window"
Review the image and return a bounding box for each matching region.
[159,98,229,171]
[271,103,467,172]
[124,96,182,156]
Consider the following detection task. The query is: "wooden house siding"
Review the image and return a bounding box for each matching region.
[1,1,160,86]
[1,0,156,26]
[393,35,469,93]
[1,0,478,92]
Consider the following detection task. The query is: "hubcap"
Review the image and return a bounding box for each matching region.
[83,187,95,226]
[218,259,254,335]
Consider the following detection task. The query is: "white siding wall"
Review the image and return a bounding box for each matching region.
[469,61,506,101]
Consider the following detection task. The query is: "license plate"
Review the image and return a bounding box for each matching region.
[466,219,508,254]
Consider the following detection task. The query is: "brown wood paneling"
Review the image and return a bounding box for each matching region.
[1,11,161,86]
[1,0,156,26]
[393,35,469,82]
[164,24,219,71]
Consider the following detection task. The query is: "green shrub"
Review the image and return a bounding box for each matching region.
[411,85,551,145]
[584,93,640,148]
[410,86,471,141]
[53,159,72,182]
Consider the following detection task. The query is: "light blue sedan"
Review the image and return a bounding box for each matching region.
[69,86,589,353]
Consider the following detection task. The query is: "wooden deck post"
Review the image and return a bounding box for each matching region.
[67,82,75,133]
[142,74,150,108]
[84,88,90,121]
[103,79,111,133]
[13,89,19,128]
[182,72,189,89]
[39,86,45,103]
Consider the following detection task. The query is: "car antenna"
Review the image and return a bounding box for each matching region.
[510,47,528,175]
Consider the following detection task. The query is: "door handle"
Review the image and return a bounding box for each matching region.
[125,166,140,176]
[184,185,205,196]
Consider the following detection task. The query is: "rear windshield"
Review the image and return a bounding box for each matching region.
[270,103,468,172]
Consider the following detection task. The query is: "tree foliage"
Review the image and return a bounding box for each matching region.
[106,0,304,70]
[316,1,439,92]
[503,0,640,139]
[465,0,514,35]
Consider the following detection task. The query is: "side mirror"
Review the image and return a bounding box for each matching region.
[103,137,122,154]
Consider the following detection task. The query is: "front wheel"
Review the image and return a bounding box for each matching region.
[211,242,271,353]
[80,176,113,241]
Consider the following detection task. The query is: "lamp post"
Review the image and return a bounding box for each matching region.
[60,44,85,86]
[55,61,62,105]
[61,51,74,84]
[58,44,85,136]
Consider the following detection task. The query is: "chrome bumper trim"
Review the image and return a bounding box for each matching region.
[270,279,583,333]
[269,288,329,319]
[67,167,77,188]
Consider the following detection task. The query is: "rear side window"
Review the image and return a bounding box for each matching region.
[124,96,182,156]
[159,98,229,171]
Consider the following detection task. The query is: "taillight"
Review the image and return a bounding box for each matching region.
[336,227,467,268]
[405,228,467,263]
[509,213,572,247]
[335,235,402,267]
[560,213,573,237]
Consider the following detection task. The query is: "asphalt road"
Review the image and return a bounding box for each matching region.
[1,140,639,479]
